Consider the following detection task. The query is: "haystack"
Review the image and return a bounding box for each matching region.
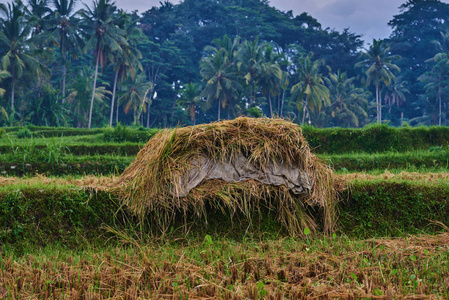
[118,117,336,236]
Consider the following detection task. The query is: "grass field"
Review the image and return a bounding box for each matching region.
[1,124,449,299]
[2,233,449,299]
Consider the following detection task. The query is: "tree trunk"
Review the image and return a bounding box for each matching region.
[280,89,285,118]
[218,98,221,121]
[375,84,379,124]
[61,50,67,103]
[301,96,308,125]
[10,67,15,111]
[268,93,273,117]
[110,70,119,127]
[62,64,67,102]
[250,85,253,106]
[438,87,442,126]
[146,100,151,128]
[116,88,119,125]
[88,51,101,129]
[379,90,382,124]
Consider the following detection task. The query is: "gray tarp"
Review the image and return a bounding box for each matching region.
[172,153,312,197]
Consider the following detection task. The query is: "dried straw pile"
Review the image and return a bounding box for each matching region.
[118,117,336,235]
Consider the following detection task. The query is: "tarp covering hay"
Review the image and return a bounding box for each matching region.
[118,117,336,235]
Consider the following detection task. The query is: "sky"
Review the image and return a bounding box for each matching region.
[82,0,449,44]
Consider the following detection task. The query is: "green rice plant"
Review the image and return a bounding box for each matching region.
[322,149,449,172]
[16,127,33,139]
[103,124,158,143]
[0,154,134,176]
[41,136,69,164]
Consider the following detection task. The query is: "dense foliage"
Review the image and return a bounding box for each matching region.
[0,0,449,128]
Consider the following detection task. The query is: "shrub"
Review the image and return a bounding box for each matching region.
[16,128,33,139]
[103,124,158,143]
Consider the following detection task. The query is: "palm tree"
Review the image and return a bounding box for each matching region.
[66,66,110,127]
[109,11,142,127]
[431,31,449,62]
[200,48,242,120]
[177,83,202,125]
[0,0,48,111]
[258,45,283,117]
[205,35,240,60]
[238,38,266,105]
[0,70,10,97]
[419,31,449,126]
[27,0,51,36]
[80,0,126,128]
[0,69,11,124]
[118,72,152,125]
[356,39,400,124]
[384,79,409,113]
[418,65,448,126]
[48,0,83,98]
[290,54,330,125]
[324,70,369,127]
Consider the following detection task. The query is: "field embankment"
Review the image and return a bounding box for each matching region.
[2,172,449,249]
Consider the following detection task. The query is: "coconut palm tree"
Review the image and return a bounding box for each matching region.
[200,48,242,120]
[419,31,449,126]
[80,0,126,128]
[0,70,10,97]
[118,72,152,125]
[66,66,111,127]
[27,0,51,36]
[258,45,283,117]
[431,31,449,62]
[324,70,369,127]
[0,0,48,111]
[290,54,330,125]
[109,11,143,127]
[238,38,266,105]
[419,64,448,126]
[177,83,202,125]
[356,39,400,124]
[384,79,409,112]
[205,35,240,60]
[48,0,83,98]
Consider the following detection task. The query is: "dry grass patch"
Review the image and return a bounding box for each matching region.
[0,174,118,191]
[1,233,449,299]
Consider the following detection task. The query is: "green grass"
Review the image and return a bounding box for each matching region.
[0,153,133,176]
[323,149,449,172]
[303,124,449,154]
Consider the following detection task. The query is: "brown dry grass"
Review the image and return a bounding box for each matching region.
[0,174,118,191]
[1,233,449,299]
[117,117,336,236]
[338,170,449,183]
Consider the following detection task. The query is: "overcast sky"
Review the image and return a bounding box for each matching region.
[82,0,449,45]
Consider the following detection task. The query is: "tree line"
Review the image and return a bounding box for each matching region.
[0,0,448,128]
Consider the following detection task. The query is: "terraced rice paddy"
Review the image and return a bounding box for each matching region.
[1,124,449,299]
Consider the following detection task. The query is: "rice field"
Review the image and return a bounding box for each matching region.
[1,122,449,299]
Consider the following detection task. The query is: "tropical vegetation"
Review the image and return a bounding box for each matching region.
[0,0,448,128]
